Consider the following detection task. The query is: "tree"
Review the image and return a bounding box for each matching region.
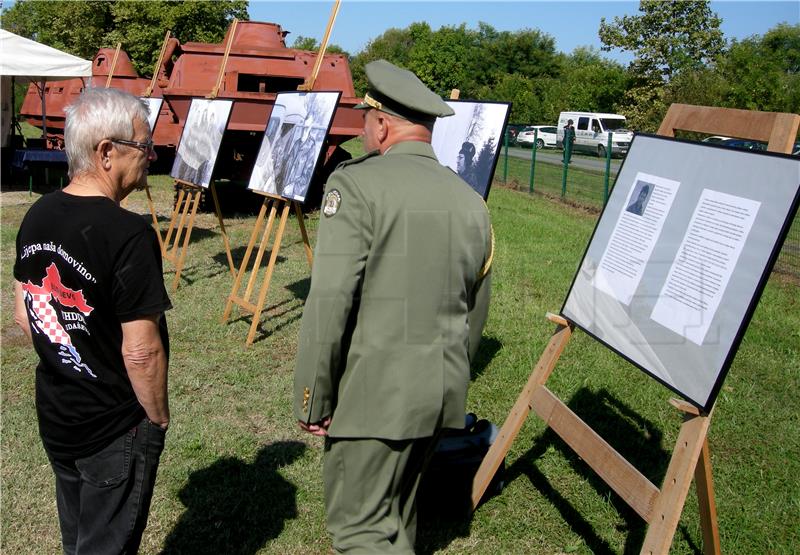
[291,35,347,56]
[716,23,800,113]
[599,0,723,82]
[599,0,724,130]
[349,21,562,100]
[1,0,249,75]
[664,24,800,117]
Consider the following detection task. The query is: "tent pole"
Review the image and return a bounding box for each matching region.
[40,78,47,144]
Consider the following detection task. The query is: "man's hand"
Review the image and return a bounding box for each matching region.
[298,417,331,437]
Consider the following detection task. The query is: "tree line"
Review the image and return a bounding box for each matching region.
[3,0,797,132]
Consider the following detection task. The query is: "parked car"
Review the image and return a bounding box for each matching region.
[701,135,732,144]
[717,138,767,152]
[517,125,558,149]
[505,123,528,146]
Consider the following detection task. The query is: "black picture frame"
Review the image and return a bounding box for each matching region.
[560,133,800,412]
[140,97,163,133]
[247,90,341,204]
[431,99,511,200]
[170,98,233,188]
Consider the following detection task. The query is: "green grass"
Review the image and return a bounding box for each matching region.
[2,174,799,554]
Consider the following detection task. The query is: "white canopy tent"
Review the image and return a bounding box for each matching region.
[0,29,92,147]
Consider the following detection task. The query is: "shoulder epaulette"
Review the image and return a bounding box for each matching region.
[336,150,380,170]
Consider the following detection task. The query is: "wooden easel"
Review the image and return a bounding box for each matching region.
[104,43,122,88]
[471,104,800,554]
[222,193,312,345]
[161,24,240,291]
[222,1,341,344]
[161,179,235,292]
[122,32,172,246]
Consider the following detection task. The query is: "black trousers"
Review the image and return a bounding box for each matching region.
[47,417,166,555]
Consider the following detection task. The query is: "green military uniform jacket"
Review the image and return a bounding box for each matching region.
[294,140,492,440]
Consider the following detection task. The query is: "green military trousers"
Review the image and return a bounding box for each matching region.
[323,436,434,554]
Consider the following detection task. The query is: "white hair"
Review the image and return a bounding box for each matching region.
[64,87,150,178]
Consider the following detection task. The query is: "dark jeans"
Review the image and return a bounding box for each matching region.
[47,417,166,555]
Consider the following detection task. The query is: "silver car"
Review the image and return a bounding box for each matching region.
[517,125,558,149]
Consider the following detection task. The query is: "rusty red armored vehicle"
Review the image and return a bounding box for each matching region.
[19,20,362,204]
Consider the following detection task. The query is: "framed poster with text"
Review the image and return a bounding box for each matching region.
[561,133,800,411]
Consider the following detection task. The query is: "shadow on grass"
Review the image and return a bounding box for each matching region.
[501,387,695,555]
[286,277,310,301]
[161,441,305,555]
[471,335,502,380]
[213,246,287,272]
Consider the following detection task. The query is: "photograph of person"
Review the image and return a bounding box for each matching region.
[170,99,232,188]
[248,91,340,203]
[626,180,654,216]
[141,97,163,132]
[431,100,511,199]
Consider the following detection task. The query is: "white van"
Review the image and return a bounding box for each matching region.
[557,111,633,157]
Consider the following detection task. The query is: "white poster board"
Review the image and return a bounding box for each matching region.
[170,98,233,188]
[141,97,163,132]
[562,134,800,411]
[432,100,511,200]
[248,91,340,204]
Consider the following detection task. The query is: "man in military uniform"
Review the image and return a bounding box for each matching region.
[294,59,493,553]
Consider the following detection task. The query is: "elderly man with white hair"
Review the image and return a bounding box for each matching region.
[13,87,171,554]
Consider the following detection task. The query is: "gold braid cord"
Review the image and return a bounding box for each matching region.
[478,222,495,280]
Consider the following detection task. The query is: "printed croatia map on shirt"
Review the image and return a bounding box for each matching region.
[21,263,97,377]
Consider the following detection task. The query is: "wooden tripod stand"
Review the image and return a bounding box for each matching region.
[471,313,720,554]
[222,193,312,345]
[162,180,234,292]
[471,103,800,554]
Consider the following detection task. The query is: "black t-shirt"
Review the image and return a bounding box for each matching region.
[14,191,172,459]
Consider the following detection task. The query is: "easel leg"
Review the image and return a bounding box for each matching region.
[222,199,269,323]
[170,189,193,258]
[641,409,713,555]
[164,186,185,253]
[171,190,201,292]
[246,202,291,345]
[293,201,313,269]
[145,184,164,255]
[695,438,721,555]
[210,181,236,277]
[471,314,573,509]
[244,200,278,302]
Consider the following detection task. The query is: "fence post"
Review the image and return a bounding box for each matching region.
[561,138,571,198]
[529,128,538,194]
[503,130,509,183]
[604,132,613,204]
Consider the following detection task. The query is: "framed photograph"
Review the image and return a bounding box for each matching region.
[248,91,341,203]
[431,100,511,200]
[140,97,163,132]
[561,134,800,412]
[170,98,233,188]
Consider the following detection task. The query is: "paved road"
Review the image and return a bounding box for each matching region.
[504,146,623,175]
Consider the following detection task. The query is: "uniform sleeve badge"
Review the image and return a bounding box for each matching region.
[323,189,342,217]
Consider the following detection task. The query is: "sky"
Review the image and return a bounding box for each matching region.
[249,0,800,64]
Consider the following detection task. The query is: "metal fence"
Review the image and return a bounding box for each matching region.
[495,131,799,280]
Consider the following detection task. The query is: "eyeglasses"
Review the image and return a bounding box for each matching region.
[111,138,155,154]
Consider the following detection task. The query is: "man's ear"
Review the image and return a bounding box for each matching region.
[98,139,113,169]
[377,113,390,143]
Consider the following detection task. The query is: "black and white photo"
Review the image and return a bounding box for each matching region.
[141,97,163,132]
[170,99,232,188]
[431,100,511,199]
[248,91,340,203]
